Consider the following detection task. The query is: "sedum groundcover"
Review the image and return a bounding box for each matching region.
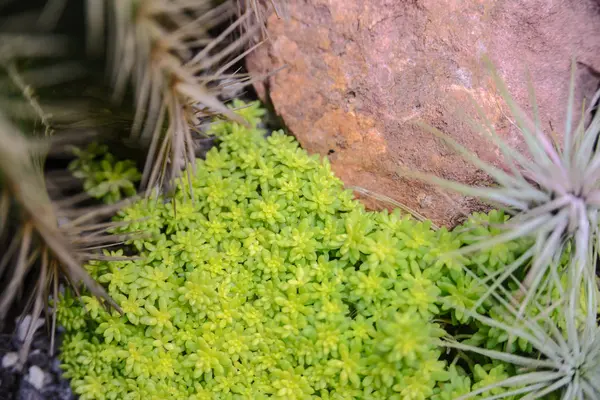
[58,101,537,400]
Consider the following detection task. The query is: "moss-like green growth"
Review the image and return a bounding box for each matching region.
[58,102,531,400]
[69,143,141,204]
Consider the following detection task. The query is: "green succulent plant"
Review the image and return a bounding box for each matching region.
[90,0,266,193]
[58,101,540,400]
[69,143,142,204]
[0,0,278,364]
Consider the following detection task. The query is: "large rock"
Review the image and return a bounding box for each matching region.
[247,0,600,227]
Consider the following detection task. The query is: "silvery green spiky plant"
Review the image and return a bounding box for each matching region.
[445,251,600,400]
[410,58,600,314]
[90,0,263,194]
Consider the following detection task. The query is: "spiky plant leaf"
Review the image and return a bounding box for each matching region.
[444,249,600,400]
[408,57,600,313]
[92,0,262,193]
[0,33,70,61]
[0,113,135,364]
[236,0,288,40]
[0,31,94,138]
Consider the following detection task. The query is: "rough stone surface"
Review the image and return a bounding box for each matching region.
[247,0,600,227]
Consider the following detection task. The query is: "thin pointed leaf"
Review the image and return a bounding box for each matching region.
[564,58,577,167]
[399,168,535,209]
[414,121,538,193]
[176,82,248,127]
[0,224,33,319]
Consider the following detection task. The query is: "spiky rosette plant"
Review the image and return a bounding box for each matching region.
[410,58,600,314]
[444,249,600,400]
[91,0,266,193]
[0,4,135,363]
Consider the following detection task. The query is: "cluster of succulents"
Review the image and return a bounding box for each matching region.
[69,143,141,204]
[57,101,551,400]
[0,0,272,357]
[5,2,598,398]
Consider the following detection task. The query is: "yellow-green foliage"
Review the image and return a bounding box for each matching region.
[69,143,141,204]
[58,101,530,400]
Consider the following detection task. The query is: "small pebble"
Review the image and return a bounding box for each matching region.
[50,357,63,376]
[16,316,44,343]
[2,352,18,369]
[18,379,44,400]
[28,350,49,370]
[31,336,51,354]
[25,365,45,390]
[57,217,70,227]
[43,379,74,400]
[1,370,18,396]
[0,335,13,352]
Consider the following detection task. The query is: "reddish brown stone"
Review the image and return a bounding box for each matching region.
[247,0,600,227]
